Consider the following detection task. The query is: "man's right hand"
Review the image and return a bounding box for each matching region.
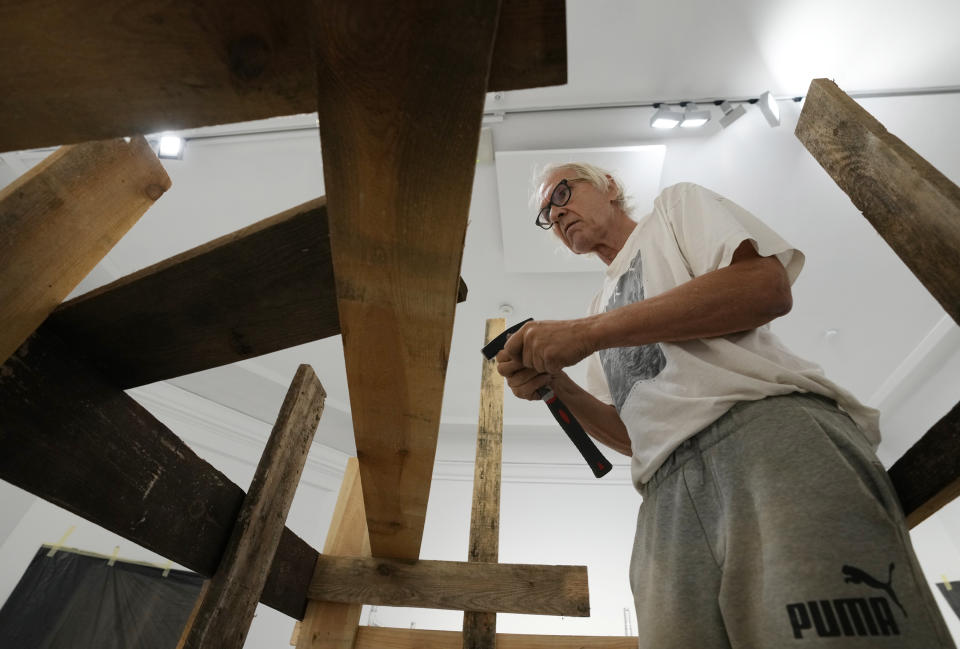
[495,350,553,400]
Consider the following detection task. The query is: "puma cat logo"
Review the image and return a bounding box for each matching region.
[843,563,906,617]
[785,563,906,639]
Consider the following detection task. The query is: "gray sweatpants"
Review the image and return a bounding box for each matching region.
[631,392,955,648]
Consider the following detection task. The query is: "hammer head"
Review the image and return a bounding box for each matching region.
[480,317,533,359]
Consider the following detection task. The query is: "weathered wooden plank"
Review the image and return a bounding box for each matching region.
[464,319,507,649]
[314,0,502,561]
[795,78,960,325]
[308,556,589,617]
[889,400,960,528]
[0,327,317,619]
[0,0,565,153]
[48,198,468,389]
[356,628,637,649]
[296,458,371,649]
[0,136,169,366]
[179,365,325,649]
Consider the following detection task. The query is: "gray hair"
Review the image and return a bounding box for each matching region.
[531,161,633,216]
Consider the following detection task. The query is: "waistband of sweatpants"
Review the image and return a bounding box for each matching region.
[639,392,840,495]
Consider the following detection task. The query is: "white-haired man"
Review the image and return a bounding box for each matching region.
[495,163,954,648]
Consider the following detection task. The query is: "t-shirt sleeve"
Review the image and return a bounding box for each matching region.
[585,352,614,406]
[584,290,615,406]
[659,183,805,285]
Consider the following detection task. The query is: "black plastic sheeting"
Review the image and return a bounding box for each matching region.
[937,582,960,621]
[0,546,204,649]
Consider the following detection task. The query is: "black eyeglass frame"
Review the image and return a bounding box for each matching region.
[535,178,573,230]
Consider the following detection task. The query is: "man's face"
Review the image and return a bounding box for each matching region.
[537,169,617,255]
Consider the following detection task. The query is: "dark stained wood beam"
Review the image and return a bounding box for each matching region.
[314,0,501,561]
[48,198,467,389]
[795,78,960,326]
[889,400,960,528]
[0,0,566,153]
[0,327,317,620]
[308,556,589,617]
[179,365,325,649]
[0,136,169,366]
[355,627,637,649]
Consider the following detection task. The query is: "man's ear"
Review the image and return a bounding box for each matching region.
[605,174,618,199]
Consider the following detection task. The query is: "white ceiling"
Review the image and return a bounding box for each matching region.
[2,0,959,470]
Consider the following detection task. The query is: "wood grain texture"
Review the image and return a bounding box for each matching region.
[297,458,372,649]
[313,1,502,560]
[308,556,589,617]
[795,78,960,325]
[48,198,467,388]
[464,319,507,649]
[0,328,318,619]
[0,136,169,366]
[889,400,960,528]
[179,365,326,649]
[0,0,565,152]
[356,627,637,649]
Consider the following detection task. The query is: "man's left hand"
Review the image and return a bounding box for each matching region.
[502,319,594,374]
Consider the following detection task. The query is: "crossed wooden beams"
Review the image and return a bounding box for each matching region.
[795,79,960,528]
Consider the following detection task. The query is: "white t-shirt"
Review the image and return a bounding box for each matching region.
[585,182,881,488]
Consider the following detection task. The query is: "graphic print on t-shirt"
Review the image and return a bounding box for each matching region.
[599,249,666,411]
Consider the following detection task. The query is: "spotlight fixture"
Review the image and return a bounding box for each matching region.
[758,91,781,127]
[649,104,683,129]
[718,101,746,128]
[157,135,184,159]
[679,102,711,128]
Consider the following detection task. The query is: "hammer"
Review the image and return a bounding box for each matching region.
[482,318,613,478]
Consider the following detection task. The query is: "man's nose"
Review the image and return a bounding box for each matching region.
[550,207,565,224]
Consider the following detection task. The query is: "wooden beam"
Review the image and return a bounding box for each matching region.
[795,78,960,326]
[296,458,372,649]
[0,0,565,153]
[178,365,326,649]
[464,319,507,649]
[0,136,169,366]
[0,327,318,620]
[307,556,589,617]
[48,198,468,389]
[355,627,637,649]
[889,400,960,528]
[314,0,502,561]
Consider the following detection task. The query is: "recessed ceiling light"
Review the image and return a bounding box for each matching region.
[719,101,746,128]
[759,91,781,127]
[680,103,711,128]
[649,104,683,129]
[158,135,184,159]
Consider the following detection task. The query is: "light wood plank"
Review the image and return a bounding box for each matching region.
[464,318,507,649]
[795,78,960,325]
[314,1,503,559]
[0,0,565,152]
[0,136,169,365]
[356,627,637,649]
[308,556,589,617]
[297,458,372,649]
[0,327,318,619]
[179,365,326,649]
[888,400,960,528]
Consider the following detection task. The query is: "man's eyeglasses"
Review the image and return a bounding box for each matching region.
[535,179,572,229]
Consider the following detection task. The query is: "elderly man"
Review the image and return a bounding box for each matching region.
[495,162,954,648]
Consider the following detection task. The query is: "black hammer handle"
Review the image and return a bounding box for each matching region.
[537,387,613,478]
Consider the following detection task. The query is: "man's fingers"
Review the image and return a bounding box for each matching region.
[509,371,551,400]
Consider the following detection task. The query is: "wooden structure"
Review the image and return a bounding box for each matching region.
[795,78,960,528]
[1,5,959,648]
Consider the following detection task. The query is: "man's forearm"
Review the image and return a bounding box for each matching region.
[550,372,632,457]
[584,253,791,352]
